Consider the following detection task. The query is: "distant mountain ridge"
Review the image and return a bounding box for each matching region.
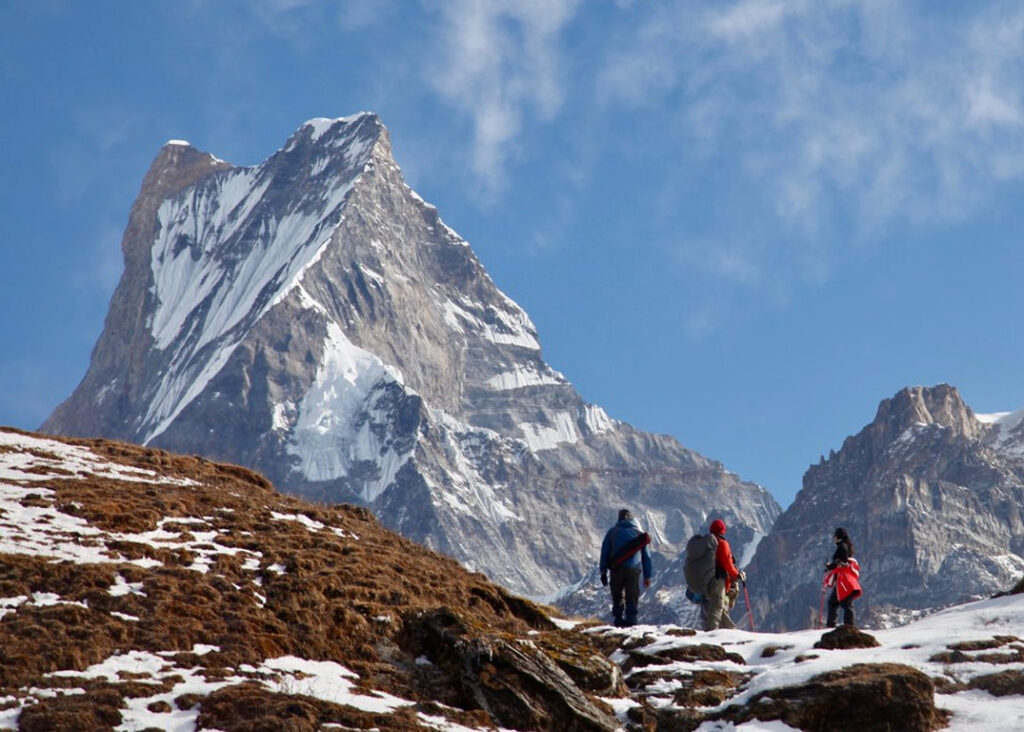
[42,113,780,614]
[747,384,1024,631]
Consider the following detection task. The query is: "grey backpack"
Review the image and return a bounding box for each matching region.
[683,533,718,593]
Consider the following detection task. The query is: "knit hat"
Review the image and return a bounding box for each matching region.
[618,509,632,521]
[710,519,726,536]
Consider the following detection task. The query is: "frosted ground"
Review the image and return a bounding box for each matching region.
[587,593,1024,730]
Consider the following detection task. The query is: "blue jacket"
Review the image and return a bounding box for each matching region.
[600,519,653,579]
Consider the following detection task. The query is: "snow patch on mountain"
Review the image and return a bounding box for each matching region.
[302,113,373,144]
[141,120,381,444]
[272,402,294,432]
[594,593,1024,730]
[148,167,268,349]
[583,404,616,435]
[486,366,565,391]
[287,321,408,500]
[738,530,764,568]
[143,335,242,444]
[0,431,195,487]
[0,432,267,571]
[441,297,541,351]
[267,236,336,312]
[424,409,522,525]
[518,411,580,452]
[979,406,1024,457]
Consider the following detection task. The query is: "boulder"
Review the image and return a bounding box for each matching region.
[715,663,947,732]
[402,608,619,731]
[622,642,745,673]
[813,625,880,650]
[967,669,1024,697]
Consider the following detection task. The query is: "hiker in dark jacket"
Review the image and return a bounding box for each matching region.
[599,509,653,627]
[824,526,861,627]
[705,518,745,630]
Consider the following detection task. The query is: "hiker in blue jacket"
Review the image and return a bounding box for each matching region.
[599,509,653,627]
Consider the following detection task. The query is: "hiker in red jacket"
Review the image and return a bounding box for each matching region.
[705,519,744,630]
[824,526,861,627]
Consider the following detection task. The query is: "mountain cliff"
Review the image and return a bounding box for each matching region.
[42,113,780,611]
[746,384,1024,631]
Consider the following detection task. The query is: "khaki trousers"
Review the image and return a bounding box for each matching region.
[704,578,738,631]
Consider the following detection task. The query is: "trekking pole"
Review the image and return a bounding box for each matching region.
[742,580,755,632]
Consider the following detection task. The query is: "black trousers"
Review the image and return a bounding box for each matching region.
[826,588,855,627]
[610,565,642,626]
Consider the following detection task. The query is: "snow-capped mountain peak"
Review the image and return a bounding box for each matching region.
[43,113,780,610]
[141,115,384,442]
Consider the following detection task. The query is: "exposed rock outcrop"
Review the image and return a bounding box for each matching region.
[716,663,946,732]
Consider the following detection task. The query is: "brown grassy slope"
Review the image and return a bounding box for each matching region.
[0,428,621,731]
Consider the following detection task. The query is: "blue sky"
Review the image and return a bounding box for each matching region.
[3,0,1024,508]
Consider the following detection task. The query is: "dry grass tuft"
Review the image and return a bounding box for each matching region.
[0,429,621,730]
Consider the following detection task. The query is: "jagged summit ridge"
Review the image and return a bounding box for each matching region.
[869,383,982,442]
[43,113,780,607]
[142,115,384,442]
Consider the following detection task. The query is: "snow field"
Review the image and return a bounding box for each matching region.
[591,592,1024,730]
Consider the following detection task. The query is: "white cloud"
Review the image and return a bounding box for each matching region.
[704,0,790,42]
[595,0,1024,312]
[337,0,395,29]
[425,0,581,191]
[608,1,1024,224]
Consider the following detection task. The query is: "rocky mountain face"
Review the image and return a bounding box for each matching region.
[746,384,1024,631]
[41,113,780,615]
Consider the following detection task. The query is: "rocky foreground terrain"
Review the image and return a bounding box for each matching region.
[1,426,1022,730]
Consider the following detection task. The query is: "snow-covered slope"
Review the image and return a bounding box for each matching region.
[591,588,1024,730]
[42,113,780,613]
[143,121,373,441]
[979,407,1024,459]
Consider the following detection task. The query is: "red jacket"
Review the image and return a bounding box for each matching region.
[824,557,862,602]
[714,535,741,591]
